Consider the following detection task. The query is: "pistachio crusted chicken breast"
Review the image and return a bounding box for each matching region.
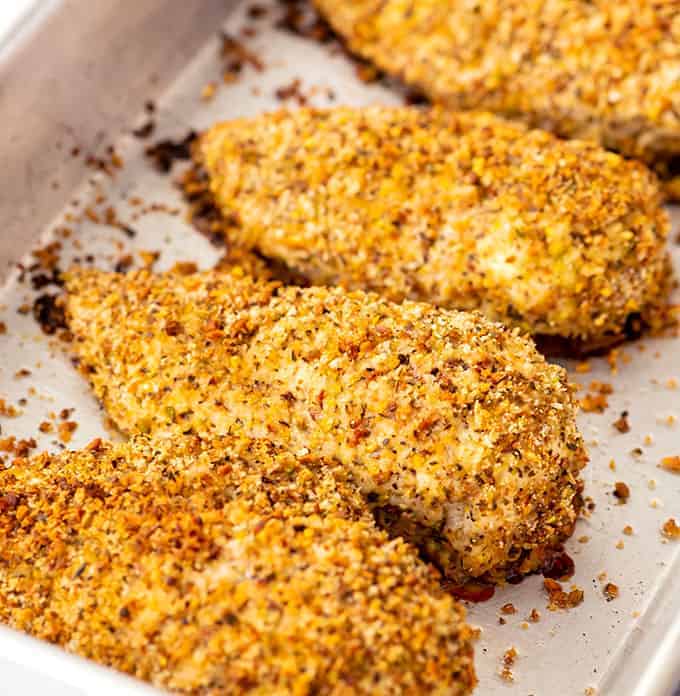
[65,269,588,585]
[190,107,671,352]
[0,435,476,695]
[311,1,680,197]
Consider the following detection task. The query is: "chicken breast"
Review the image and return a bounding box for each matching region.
[0,435,476,695]
[65,268,588,586]
[311,1,680,197]
[190,106,671,353]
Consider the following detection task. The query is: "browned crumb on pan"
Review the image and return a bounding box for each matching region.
[613,482,630,503]
[613,412,631,433]
[661,518,680,540]
[544,579,584,610]
[500,647,518,682]
[0,399,19,418]
[603,583,620,601]
[660,456,680,473]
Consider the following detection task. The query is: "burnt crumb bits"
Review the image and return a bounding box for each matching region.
[132,121,156,139]
[221,31,264,76]
[32,294,67,335]
[145,132,197,173]
[542,550,575,580]
[613,481,630,502]
[613,411,631,433]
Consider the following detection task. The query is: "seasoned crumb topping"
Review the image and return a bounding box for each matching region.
[194,106,671,349]
[0,435,476,695]
[65,268,587,585]
[311,1,680,195]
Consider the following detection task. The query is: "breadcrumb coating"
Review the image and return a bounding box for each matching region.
[65,269,587,585]
[311,2,680,196]
[193,106,671,351]
[0,435,476,695]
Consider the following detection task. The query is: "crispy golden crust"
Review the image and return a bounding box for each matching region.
[65,269,588,584]
[311,1,680,194]
[0,435,476,695]
[194,107,671,348]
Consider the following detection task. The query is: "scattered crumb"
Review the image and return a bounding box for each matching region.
[623,525,634,536]
[0,321,6,335]
[575,361,591,374]
[613,482,630,502]
[500,647,517,682]
[603,583,619,601]
[648,479,657,490]
[597,571,608,582]
[660,456,680,473]
[644,434,653,446]
[615,540,624,550]
[585,687,597,695]
[631,447,644,458]
[0,398,19,418]
[650,498,662,508]
[519,621,529,630]
[498,616,506,625]
[544,579,584,610]
[528,608,540,623]
[578,535,590,543]
[661,518,680,539]
[609,459,616,471]
[580,392,608,413]
[39,421,53,433]
[14,368,31,379]
[57,420,78,444]
[0,436,37,460]
[666,378,678,389]
[613,412,630,433]
[500,603,516,615]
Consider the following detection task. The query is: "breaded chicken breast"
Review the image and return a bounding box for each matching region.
[65,268,588,585]
[311,1,680,197]
[190,107,671,353]
[0,435,476,695]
